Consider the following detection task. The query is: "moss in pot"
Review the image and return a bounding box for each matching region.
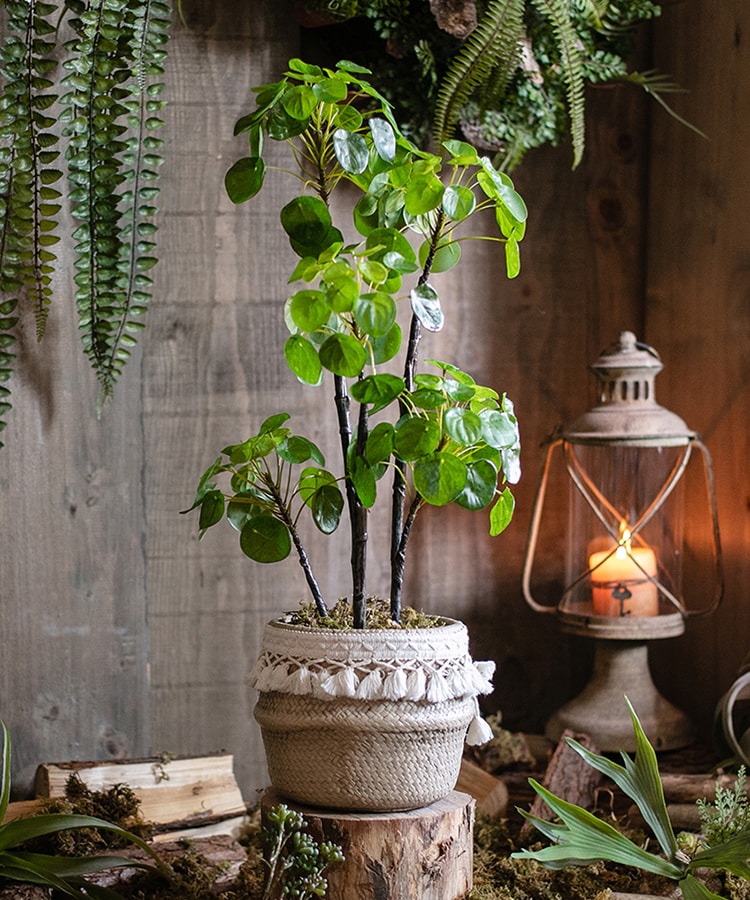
[186,58,524,811]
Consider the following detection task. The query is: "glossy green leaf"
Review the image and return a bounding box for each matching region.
[369,117,396,162]
[364,422,394,466]
[333,128,368,174]
[410,283,444,333]
[312,77,348,103]
[310,483,344,533]
[289,289,329,332]
[284,334,322,385]
[489,487,515,536]
[413,452,467,505]
[224,156,265,204]
[280,195,342,258]
[354,292,396,337]
[281,84,316,120]
[318,333,366,377]
[350,454,376,508]
[240,515,291,563]
[393,416,440,460]
[505,237,521,279]
[455,459,498,511]
[404,173,444,215]
[277,434,325,465]
[198,490,225,530]
[442,184,475,221]
[444,408,483,446]
[350,374,404,414]
[480,408,520,449]
[419,238,461,274]
[370,322,402,364]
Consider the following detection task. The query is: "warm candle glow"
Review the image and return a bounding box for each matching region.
[589,524,658,617]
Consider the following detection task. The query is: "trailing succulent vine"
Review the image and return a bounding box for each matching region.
[301,0,695,171]
[0,0,169,444]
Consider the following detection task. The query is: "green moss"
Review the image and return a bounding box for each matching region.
[285,597,443,629]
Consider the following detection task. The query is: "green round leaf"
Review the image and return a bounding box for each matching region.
[224,156,265,204]
[419,238,461,274]
[312,77,348,103]
[393,416,441,460]
[444,408,483,446]
[369,117,396,162]
[324,267,359,313]
[311,483,344,533]
[318,333,367,377]
[370,322,402,364]
[354,292,397,337]
[350,373,404,414]
[282,84,317,120]
[489,487,516,536]
[333,128,369,174]
[505,237,521,279]
[413,452,467,506]
[280,195,341,258]
[481,408,520,449]
[199,490,225,530]
[240,515,291,562]
[410,283,444,333]
[365,422,394,466]
[277,435,325,465]
[284,334,322,385]
[289,289,330,332]
[404,173,444,215]
[260,412,291,434]
[409,388,446,410]
[358,257,388,286]
[442,184,476,221]
[350,454,377,508]
[455,459,498,510]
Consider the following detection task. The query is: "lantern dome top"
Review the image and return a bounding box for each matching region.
[563,331,696,446]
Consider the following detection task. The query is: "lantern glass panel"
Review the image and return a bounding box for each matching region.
[563,444,685,616]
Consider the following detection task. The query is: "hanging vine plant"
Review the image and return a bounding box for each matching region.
[0,0,170,445]
[299,0,698,170]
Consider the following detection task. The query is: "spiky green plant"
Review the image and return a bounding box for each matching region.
[515,698,750,900]
[0,0,170,444]
[0,721,164,898]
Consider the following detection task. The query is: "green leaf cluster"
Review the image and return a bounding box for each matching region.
[514,699,750,900]
[0,0,170,444]
[301,0,667,171]
[0,720,162,898]
[260,803,344,900]
[191,60,524,624]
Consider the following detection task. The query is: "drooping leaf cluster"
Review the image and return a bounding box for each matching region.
[0,0,170,444]
[188,59,523,626]
[515,698,750,900]
[300,0,673,170]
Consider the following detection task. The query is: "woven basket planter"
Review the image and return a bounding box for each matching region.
[250,617,494,812]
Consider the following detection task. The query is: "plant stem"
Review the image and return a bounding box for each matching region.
[333,374,368,628]
[389,210,445,621]
[266,479,328,619]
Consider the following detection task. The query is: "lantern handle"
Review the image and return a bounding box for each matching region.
[685,439,724,618]
[521,438,562,614]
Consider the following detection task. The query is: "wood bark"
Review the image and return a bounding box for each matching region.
[262,788,474,900]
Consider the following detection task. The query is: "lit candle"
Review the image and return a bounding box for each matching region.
[589,528,658,617]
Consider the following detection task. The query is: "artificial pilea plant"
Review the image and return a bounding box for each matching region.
[515,699,750,900]
[0,721,163,898]
[0,0,170,445]
[300,0,697,170]
[188,58,523,627]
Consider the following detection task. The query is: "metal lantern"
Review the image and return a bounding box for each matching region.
[522,332,722,750]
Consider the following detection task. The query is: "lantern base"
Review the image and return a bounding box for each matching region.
[545,639,694,752]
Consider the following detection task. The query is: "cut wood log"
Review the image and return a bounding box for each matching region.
[33,754,247,828]
[660,772,740,803]
[261,788,474,900]
[519,730,602,842]
[456,757,509,819]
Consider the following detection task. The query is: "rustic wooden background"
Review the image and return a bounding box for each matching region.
[0,0,747,798]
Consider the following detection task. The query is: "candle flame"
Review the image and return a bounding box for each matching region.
[616,522,632,559]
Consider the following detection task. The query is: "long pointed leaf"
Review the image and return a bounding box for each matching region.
[0,722,9,821]
[514,780,681,878]
[679,873,728,900]
[566,698,678,860]
[689,827,750,880]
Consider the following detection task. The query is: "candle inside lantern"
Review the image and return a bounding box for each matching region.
[589,527,658,617]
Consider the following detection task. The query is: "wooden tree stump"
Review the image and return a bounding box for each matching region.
[261,788,475,900]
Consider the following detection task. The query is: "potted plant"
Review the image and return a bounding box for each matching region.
[186,58,524,812]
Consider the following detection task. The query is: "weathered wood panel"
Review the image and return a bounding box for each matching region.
[646,0,750,738]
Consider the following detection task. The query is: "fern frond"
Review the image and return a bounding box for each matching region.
[61,0,170,405]
[624,69,707,139]
[432,0,525,147]
[530,0,587,168]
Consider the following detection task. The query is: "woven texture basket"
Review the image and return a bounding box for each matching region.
[251,618,494,811]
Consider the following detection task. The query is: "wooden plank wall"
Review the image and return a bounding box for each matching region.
[0,0,746,799]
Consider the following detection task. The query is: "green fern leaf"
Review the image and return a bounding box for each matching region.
[432,0,525,146]
[530,0,587,167]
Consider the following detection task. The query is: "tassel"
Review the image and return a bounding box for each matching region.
[426,672,452,703]
[472,660,496,694]
[283,665,312,695]
[321,667,358,698]
[404,667,426,701]
[355,670,383,700]
[383,668,408,700]
[253,663,278,693]
[466,714,494,746]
